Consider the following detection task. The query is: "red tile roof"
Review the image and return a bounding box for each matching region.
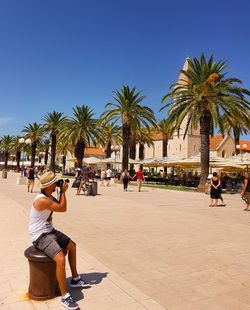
[85,147,105,156]
[152,132,163,141]
[209,136,225,150]
[239,140,250,151]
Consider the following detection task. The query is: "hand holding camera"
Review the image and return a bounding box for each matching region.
[56,179,70,193]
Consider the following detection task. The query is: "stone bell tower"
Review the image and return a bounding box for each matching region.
[168,58,201,158]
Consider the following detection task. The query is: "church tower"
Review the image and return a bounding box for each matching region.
[167,58,201,158]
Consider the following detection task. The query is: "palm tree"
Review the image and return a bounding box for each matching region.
[155,119,172,158]
[12,135,22,171]
[98,122,122,158]
[36,144,44,164]
[220,112,250,154]
[57,133,74,173]
[161,54,250,191]
[42,111,67,172]
[129,130,137,160]
[40,138,51,166]
[101,85,157,170]
[136,128,154,160]
[22,122,44,167]
[64,105,100,169]
[0,135,13,169]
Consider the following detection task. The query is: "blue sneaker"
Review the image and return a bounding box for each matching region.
[61,294,79,310]
[71,275,89,288]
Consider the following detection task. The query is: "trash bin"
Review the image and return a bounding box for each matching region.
[90,181,98,196]
[24,246,59,300]
[2,170,7,179]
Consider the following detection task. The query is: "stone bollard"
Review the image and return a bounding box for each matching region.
[2,169,7,179]
[90,181,98,195]
[24,246,59,300]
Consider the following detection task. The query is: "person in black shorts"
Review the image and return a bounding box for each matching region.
[29,171,89,310]
[27,167,35,193]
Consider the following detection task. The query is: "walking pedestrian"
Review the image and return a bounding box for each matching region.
[106,168,112,186]
[100,169,106,186]
[27,167,35,193]
[120,169,132,191]
[241,172,250,211]
[133,167,145,192]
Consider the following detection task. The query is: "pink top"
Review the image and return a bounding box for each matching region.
[136,171,144,180]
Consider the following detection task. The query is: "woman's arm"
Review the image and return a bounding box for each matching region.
[215,179,221,189]
[210,179,215,188]
[241,178,248,196]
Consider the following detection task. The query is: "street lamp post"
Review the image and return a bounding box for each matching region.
[17,138,31,184]
[236,144,247,162]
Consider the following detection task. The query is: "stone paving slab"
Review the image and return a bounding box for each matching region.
[1,172,250,309]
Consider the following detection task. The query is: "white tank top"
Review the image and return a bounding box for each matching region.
[29,193,54,242]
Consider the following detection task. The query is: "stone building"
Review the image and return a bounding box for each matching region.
[66,58,249,168]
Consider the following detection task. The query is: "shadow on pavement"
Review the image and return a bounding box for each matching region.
[67,272,108,302]
[83,271,108,285]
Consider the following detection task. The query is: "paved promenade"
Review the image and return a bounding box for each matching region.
[1,172,250,309]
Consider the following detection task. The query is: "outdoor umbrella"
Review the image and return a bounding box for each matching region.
[101,157,142,164]
[82,157,103,165]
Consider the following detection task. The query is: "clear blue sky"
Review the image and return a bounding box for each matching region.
[0,0,249,140]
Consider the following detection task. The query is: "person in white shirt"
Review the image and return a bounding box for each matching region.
[106,168,112,186]
[29,171,89,310]
[100,169,106,186]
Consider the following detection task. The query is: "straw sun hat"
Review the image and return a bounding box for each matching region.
[38,171,58,189]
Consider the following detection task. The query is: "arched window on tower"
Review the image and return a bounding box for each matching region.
[222,150,226,158]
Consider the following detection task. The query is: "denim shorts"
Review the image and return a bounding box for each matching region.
[33,229,71,259]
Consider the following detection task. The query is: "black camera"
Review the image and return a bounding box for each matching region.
[56,179,70,187]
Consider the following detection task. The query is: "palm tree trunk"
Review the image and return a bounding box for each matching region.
[233,128,240,155]
[129,135,136,159]
[122,124,130,170]
[106,140,111,158]
[162,136,168,157]
[106,141,112,169]
[163,136,168,174]
[139,143,144,160]
[31,142,37,168]
[129,134,136,170]
[45,148,49,165]
[198,114,210,191]
[50,133,56,172]
[62,155,66,173]
[4,151,8,170]
[75,141,85,169]
[16,151,21,172]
